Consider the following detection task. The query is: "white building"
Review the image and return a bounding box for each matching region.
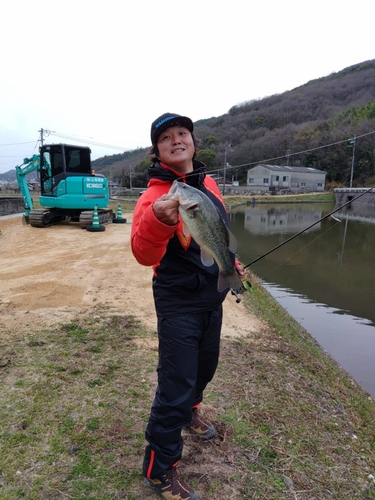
[247,164,326,193]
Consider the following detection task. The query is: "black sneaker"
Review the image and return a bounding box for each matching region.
[187,408,216,439]
[145,466,198,499]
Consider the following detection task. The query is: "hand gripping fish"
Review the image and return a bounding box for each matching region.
[167,180,243,295]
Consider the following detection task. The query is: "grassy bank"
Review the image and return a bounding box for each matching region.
[224,191,335,208]
[1,278,374,499]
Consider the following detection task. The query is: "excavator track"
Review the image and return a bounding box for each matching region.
[28,208,53,227]
[79,209,113,229]
[28,208,113,228]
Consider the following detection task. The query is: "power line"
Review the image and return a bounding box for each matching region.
[0,132,128,153]
[49,131,128,151]
[0,141,36,147]
[223,129,375,173]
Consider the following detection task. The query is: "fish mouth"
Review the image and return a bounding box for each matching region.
[186,204,198,211]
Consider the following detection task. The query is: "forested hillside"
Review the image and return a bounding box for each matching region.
[92,59,375,188]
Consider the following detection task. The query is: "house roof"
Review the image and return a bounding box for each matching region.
[252,164,326,174]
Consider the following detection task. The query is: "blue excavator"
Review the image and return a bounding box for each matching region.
[15,143,113,228]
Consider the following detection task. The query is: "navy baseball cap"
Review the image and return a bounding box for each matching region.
[150,113,194,146]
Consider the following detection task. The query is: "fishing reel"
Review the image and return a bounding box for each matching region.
[230,288,242,303]
[230,279,252,303]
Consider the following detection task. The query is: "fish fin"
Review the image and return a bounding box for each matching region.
[182,223,191,237]
[217,269,243,292]
[227,229,238,253]
[200,249,214,267]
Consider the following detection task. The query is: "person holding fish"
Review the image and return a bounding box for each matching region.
[131,112,245,500]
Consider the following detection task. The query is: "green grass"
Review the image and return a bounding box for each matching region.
[0,314,152,499]
[1,291,375,498]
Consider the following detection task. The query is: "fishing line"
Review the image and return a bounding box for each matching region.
[253,192,373,281]
[242,185,375,269]
[256,220,342,281]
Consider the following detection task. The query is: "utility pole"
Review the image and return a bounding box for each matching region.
[286,149,292,166]
[109,165,112,198]
[349,135,356,188]
[38,128,53,149]
[38,128,44,147]
[222,143,232,196]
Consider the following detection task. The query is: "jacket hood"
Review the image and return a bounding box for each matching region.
[148,159,207,187]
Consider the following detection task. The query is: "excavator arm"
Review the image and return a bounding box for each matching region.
[15,154,40,217]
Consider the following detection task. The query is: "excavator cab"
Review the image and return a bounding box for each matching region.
[40,144,92,196]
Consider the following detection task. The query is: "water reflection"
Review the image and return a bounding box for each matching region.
[243,206,323,235]
[229,202,375,397]
[265,284,375,398]
[334,203,375,224]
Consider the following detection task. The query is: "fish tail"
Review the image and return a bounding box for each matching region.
[217,269,243,293]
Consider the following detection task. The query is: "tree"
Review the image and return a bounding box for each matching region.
[196,149,216,167]
[294,125,319,147]
[203,135,220,148]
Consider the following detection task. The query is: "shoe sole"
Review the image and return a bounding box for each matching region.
[144,478,162,495]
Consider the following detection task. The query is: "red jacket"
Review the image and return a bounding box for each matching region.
[131,160,235,316]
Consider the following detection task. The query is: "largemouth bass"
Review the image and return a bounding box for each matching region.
[167,180,243,293]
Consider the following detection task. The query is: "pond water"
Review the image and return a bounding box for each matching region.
[229,202,375,397]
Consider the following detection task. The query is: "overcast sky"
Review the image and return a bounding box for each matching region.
[1,0,373,174]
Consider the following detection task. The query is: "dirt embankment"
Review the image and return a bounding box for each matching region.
[0,215,263,339]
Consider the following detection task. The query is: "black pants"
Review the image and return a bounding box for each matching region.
[143,306,222,479]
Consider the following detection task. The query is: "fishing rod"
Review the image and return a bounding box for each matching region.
[243,185,375,269]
